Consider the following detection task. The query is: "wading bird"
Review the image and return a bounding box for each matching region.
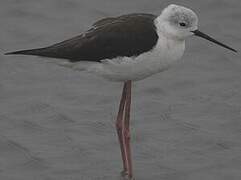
[5,4,237,179]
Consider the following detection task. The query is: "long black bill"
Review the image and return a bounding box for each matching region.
[192,30,237,53]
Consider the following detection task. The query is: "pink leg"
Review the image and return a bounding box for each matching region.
[123,80,133,179]
[115,83,128,174]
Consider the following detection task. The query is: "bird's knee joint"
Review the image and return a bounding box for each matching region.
[124,130,131,140]
[115,121,123,131]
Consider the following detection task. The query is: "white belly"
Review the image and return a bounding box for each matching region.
[87,37,185,81]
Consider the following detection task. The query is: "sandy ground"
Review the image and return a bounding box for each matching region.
[1,0,241,179]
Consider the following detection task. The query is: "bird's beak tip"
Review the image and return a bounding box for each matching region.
[191,30,237,53]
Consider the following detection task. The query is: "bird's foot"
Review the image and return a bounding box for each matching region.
[120,170,135,180]
[120,170,128,177]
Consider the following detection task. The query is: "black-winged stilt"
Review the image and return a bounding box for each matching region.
[5,4,237,179]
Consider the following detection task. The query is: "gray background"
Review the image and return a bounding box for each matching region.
[1,0,241,179]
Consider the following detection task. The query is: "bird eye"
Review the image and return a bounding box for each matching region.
[179,22,187,27]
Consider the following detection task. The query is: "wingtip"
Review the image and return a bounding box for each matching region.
[4,52,13,55]
[4,51,21,55]
[4,49,37,56]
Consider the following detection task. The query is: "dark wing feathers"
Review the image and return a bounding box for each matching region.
[5,13,158,62]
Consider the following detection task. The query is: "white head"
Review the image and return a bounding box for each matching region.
[157,4,198,40]
[155,4,237,52]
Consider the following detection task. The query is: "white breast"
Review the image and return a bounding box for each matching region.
[87,34,185,82]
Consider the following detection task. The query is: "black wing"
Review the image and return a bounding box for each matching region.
[5,13,158,62]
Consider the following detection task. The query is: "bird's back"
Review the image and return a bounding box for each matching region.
[6,13,159,62]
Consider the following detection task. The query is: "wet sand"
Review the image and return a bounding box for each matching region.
[1,0,241,179]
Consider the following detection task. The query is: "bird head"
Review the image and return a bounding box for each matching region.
[156,4,237,52]
[158,4,198,40]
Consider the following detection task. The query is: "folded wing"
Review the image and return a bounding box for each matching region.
[6,14,158,62]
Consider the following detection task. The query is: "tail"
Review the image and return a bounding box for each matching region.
[5,48,47,56]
